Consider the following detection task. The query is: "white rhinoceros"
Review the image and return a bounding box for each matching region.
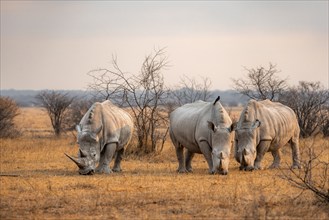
[234,99,301,171]
[169,97,233,175]
[66,100,133,175]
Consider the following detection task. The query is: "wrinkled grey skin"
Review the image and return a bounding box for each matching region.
[234,99,301,171]
[169,97,233,175]
[66,100,133,175]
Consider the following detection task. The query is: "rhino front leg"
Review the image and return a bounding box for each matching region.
[96,143,116,174]
[254,141,271,170]
[112,147,124,172]
[198,140,213,174]
[185,150,195,172]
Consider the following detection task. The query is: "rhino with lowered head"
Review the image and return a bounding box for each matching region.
[169,97,234,175]
[234,99,301,171]
[65,100,133,175]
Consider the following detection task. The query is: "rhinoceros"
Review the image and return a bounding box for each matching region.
[234,99,301,171]
[65,100,134,175]
[169,96,233,175]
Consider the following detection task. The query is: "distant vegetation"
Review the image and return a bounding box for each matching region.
[0,96,20,138]
[0,89,249,108]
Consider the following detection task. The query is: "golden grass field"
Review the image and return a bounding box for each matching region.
[0,107,328,219]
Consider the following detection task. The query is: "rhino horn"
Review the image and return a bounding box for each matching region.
[213,96,220,105]
[65,153,86,169]
[79,149,88,157]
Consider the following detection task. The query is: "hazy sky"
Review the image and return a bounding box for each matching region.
[1,1,328,90]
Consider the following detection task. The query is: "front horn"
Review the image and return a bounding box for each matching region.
[65,153,86,169]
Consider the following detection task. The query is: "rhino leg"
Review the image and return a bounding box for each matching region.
[255,141,271,170]
[112,148,124,172]
[175,144,188,173]
[198,140,213,174]
[96,143,116,174]
[269,149,281,169]
[290,138,301,169]
[185,150,195,172]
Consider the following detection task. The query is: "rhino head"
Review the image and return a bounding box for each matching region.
[65,124,102,175]
[234,119,261,171]
[207,121,234,175]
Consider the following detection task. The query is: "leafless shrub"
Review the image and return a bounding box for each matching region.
[0,96,20,138]
[232,63,287,101]
[64,98,95,131]
[280,138,329,204]
[87,48,170,154]
[320,105,329,137]
[170,75,212,106]
[280,81,329,138]
[35,90,74,136]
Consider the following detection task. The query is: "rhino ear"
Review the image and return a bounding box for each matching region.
[207,121,215,132]
[213,96,220,105]
[76,124,82,133]
[252,119,261,129]
[228,123,237,132]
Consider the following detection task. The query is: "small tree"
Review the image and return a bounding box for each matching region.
[35,90,74,136]
[232,63,287,101]
[88,48,170,154]
[170,75,212,106]
[280,81,329,137]
[0,97,20,138]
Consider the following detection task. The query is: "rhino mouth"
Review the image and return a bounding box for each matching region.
[239,165,254,171]
[213,168,228,175]
[65,153,95,175]
[79,168,94,175]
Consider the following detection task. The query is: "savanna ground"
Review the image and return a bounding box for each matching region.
[0,107,328,219]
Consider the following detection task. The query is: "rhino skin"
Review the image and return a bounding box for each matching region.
[66,100,134,175]
[234,99,301,171]
[169,96,233,175]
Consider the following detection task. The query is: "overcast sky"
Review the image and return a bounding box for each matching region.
[1,1,328,90]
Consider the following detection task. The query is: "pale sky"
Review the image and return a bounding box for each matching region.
[1,1,328,90]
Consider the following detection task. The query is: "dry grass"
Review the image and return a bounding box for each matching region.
[0,107,328,219]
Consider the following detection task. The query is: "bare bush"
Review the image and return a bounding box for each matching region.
[170,75,212,106]
[0,97,20,138]
[87,48,170,154]
[280,81,329,137]
[280,138,329,204]
[232,63,287,101]
[35,90,74,136]
[320,105,329,137]
[64,98,95,131]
